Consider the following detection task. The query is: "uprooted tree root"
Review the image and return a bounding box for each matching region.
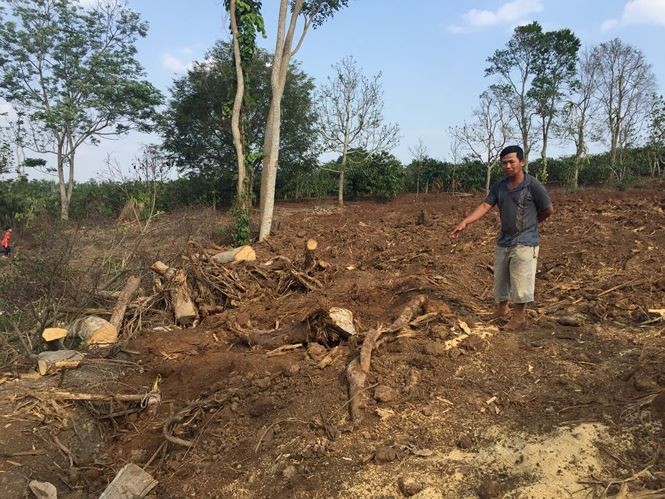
[346,294,428,422]
[163,391,230,448]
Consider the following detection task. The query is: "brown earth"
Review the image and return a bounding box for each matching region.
[1,185,664,498]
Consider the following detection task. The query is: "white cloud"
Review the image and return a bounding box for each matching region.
[601,0,665,31]
[622,0,665,26]
[161,53,192,73]
[447,24,469,34]
[449,0,544,33]
[600,18,619,31]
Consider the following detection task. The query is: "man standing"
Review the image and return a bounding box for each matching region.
[451,146,554,330]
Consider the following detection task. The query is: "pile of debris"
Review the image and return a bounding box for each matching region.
[34,239,331,377]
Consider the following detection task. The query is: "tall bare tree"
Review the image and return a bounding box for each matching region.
[452,90,512,194]
[408,138,428,195]
[593,38,656,181]
[647,93,665,178]
[317,56,400,207]
[558,47,600,188]
[258,0,348,241]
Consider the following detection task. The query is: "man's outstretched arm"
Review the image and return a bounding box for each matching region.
[451,202,494,238]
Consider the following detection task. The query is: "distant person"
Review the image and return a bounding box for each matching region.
[451,145,554,331]
[1,225,12,257]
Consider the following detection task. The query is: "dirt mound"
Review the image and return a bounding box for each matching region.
[2,186,664,498]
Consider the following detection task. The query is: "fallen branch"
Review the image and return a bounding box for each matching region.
[34,389,154,403]
[598,277,643,297]
[346,294,427,421]
[110,275,141,332]
[163,392,229,448]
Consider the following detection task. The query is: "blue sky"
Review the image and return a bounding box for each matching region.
[4,0,665,179]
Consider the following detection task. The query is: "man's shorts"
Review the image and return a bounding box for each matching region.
[494,245,539,304]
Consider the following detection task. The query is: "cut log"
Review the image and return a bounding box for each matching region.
[347,295,427,422]
[37,350,85,376]
[110,276,141,331]
[28,480,57,499]
[76,316,118,347]
[303,239,318,272]
[327,307,357,337]
[150,261,198,326]
[42,327,68,342]
[99,463,157,499]
[36,389,152,402]
[211,245,256,265]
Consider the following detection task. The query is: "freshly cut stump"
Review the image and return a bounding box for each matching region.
[303,239,318,272]
[42,327,68,342]
[76,316,118,347]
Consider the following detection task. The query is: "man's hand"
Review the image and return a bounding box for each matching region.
[451,220,467,238]
[451,202,493,239]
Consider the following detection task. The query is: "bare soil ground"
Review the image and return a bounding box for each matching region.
[1,185,664,498]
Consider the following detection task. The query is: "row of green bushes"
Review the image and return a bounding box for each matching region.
[1,146,661,225]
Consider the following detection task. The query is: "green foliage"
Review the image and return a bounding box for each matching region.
[0,0,162,218]
[302,0,350,28]
[230,202,251,246]
[486,21,581,172]
[160,42,318,194]
[230,183,252,245]
[0,178,59,224]
[225,0,265,62]
[345,151,404,200]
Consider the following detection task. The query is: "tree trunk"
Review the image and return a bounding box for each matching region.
[109,276,141,332]
[57,147,69,221]
[258,0,305,241]
[540,134,548,180]
[229,0,248,208]
[485,162,492,194]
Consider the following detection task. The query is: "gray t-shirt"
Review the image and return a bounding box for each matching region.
[485,174,552,247]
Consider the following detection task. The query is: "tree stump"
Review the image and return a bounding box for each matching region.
[76,316,118,347]
[42,327,68,342]
[151,261,198,326]
[303,239,318,272]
